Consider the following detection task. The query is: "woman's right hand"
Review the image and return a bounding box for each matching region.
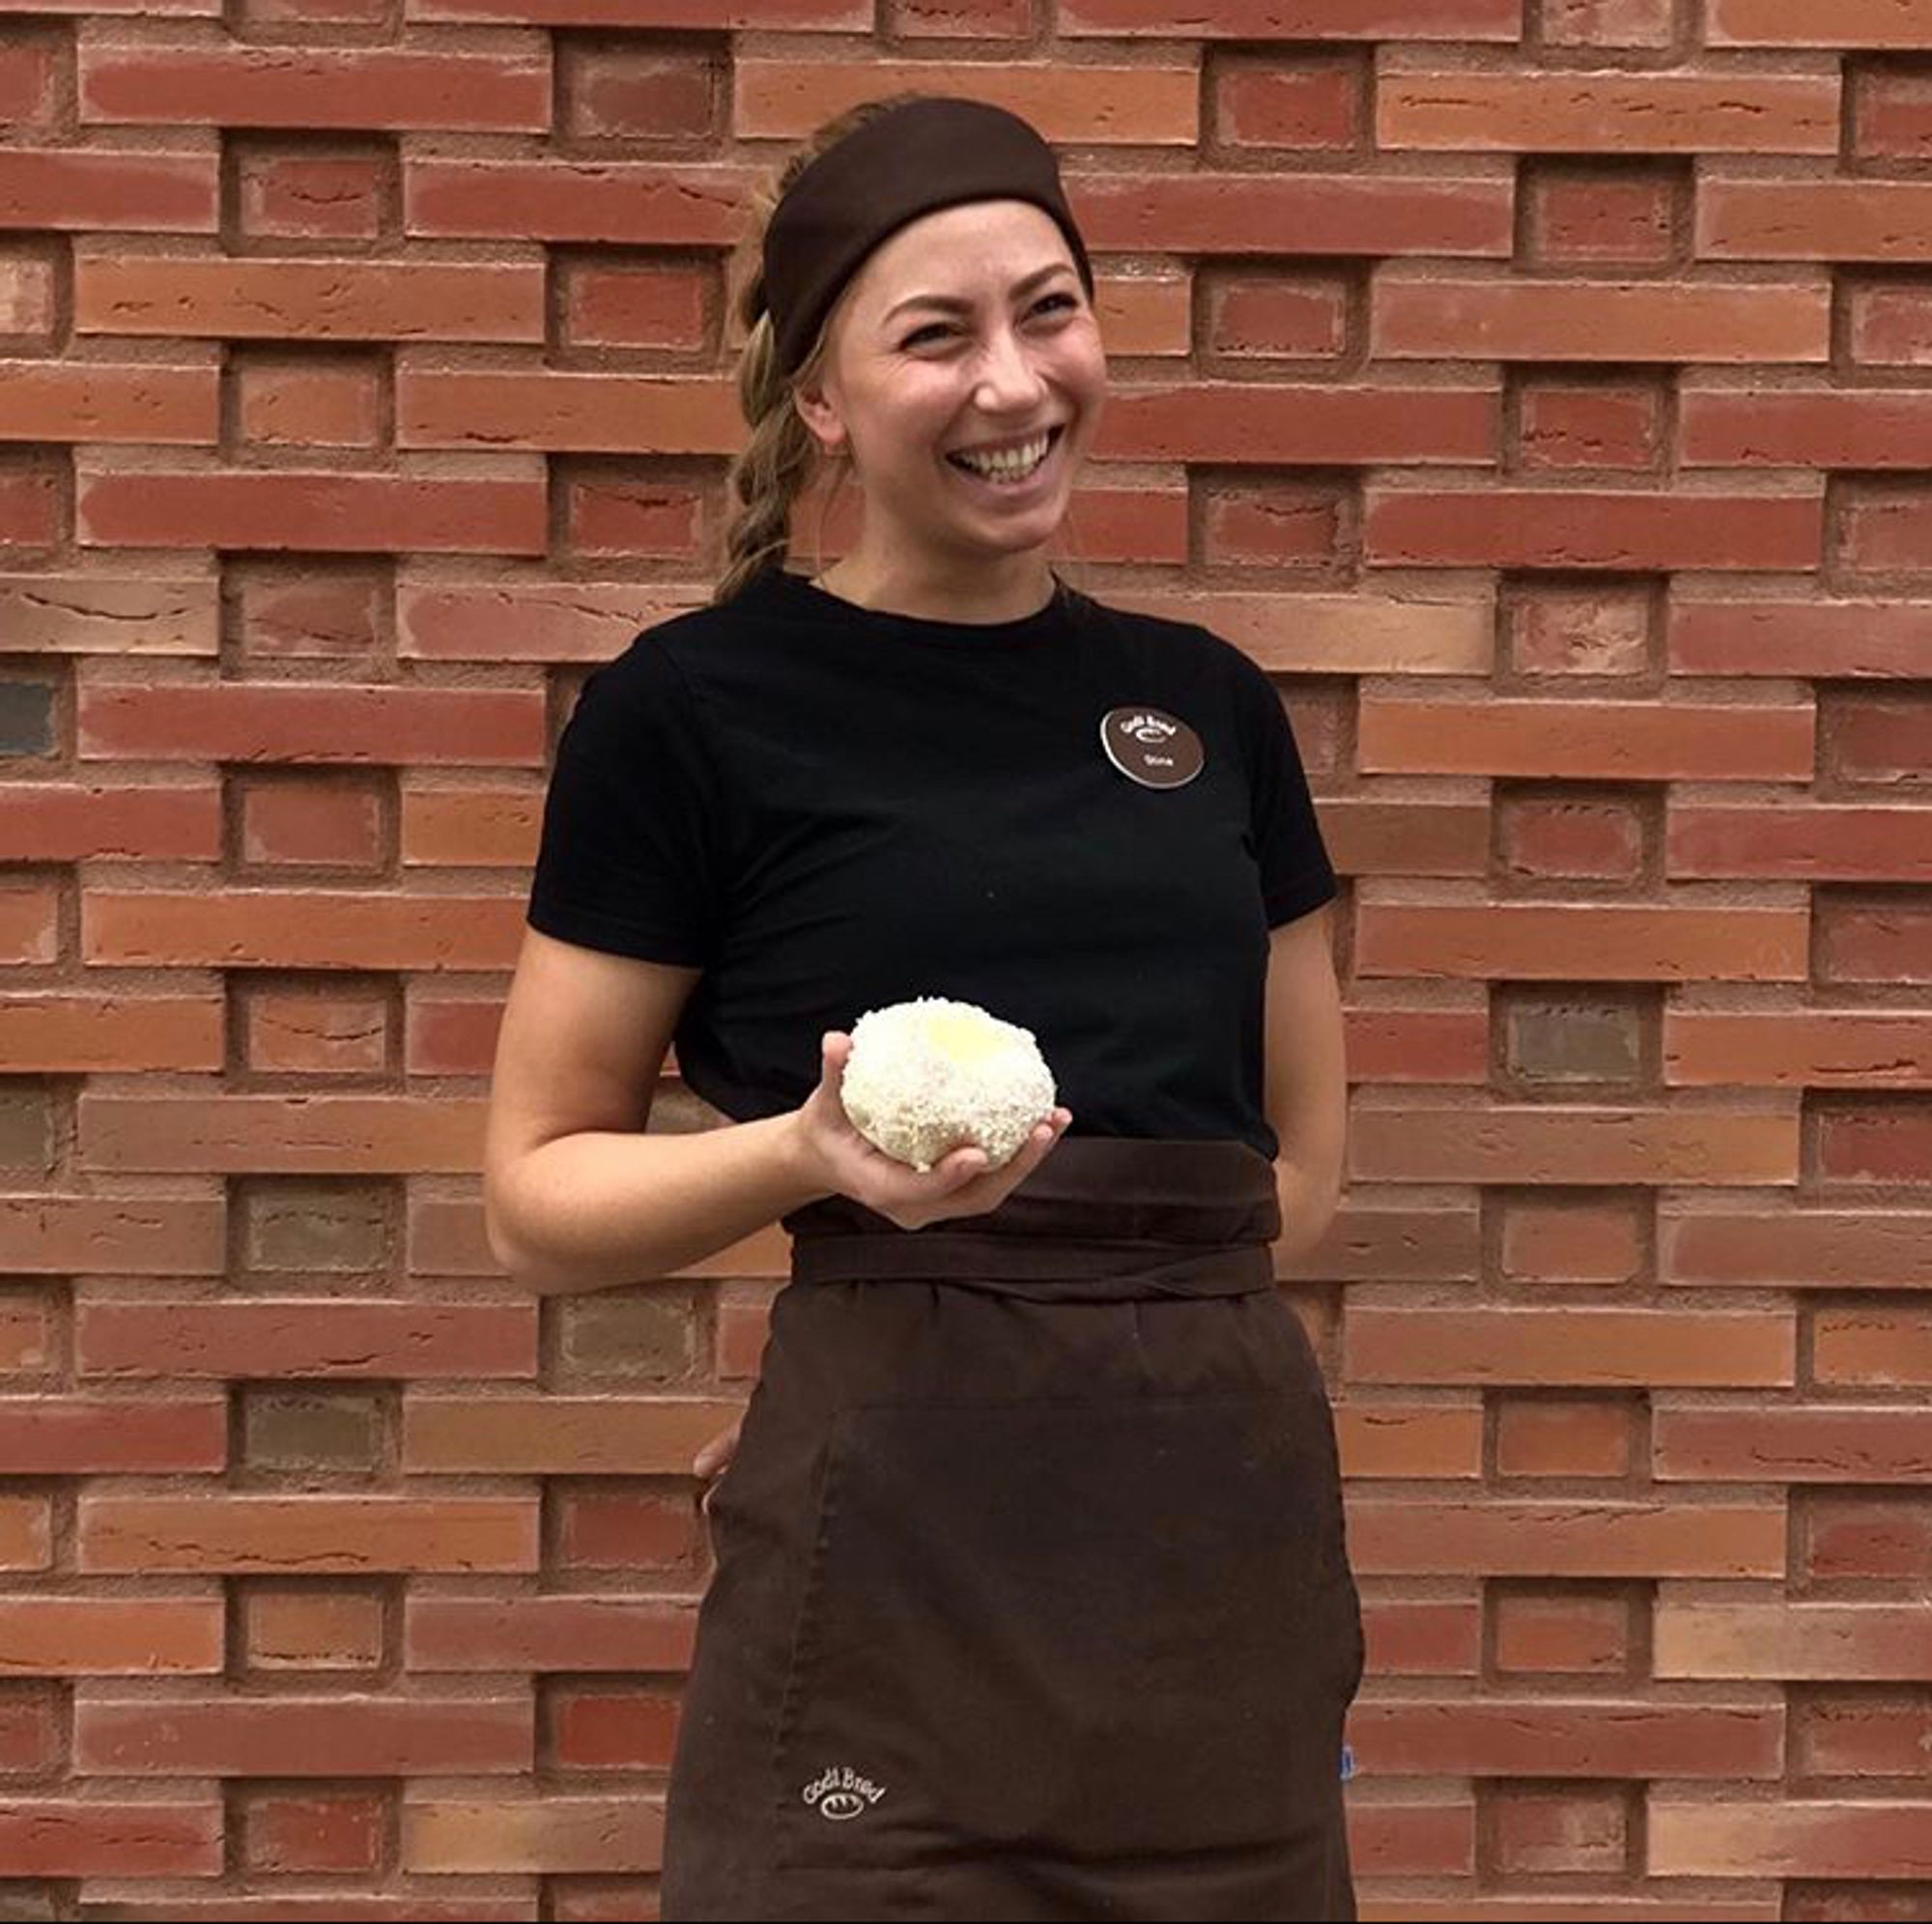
[789,1030,1070,1232]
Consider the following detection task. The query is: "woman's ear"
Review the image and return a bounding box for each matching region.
[791,382,846,459]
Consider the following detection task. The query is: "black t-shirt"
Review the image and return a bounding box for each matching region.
[525,565,1337,1162]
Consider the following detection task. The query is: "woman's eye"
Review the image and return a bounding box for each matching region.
[901,293,1078,350]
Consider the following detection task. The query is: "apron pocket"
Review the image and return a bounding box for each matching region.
[770,1389,1350,1869]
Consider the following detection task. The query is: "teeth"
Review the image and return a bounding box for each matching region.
[954,432,1051,478]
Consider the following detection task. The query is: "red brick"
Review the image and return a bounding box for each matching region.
[1496,1400,1636,1479]
[242,1586,387,1671]
[1663,1207,1932,1291]
[559,259,708,353]
[1650,1797,1932,1878]
[1686,386,1932,469]
[398,369,736,456]
[1666,1011,1932,1089]
[1672,596,1932,678]
[1096,380,1491,465]
[1364,1598,1482,1679]
[0,1801,220,1876]
[1350,1499,1785,1577]
[236,146,387,241]
[73,1900,531,1922]
[1357,903,1808,982]
[241,1789,385,1874]
[1517,378,1667,472]
[1795,1697,1932,1783]
[406,1597,694,1673]
[1059,0,1517,35]
[0,1497,52,1570]
[1494,1591,1634,1675]
[0,244,58,336]
[236,357,383,446]
[403,1792,662,1874]
[1378,70,1836,154]
[1702,179,1932,262]
[1814,1306,1932,1386]
[404,1395,741,1474]
[1804,1494,1932,1581]
[74,1688,532,1775]
[79,1496,537,1573]
[0,573,215,655]
[0,362,215,445]
[1656,1600,1932,1681]
[76,467,547,556]
[1502,1198,1643,1286]
[80,45,550,131]
[1848,276,1932,368]
[1493,1784,1629,1874]
[565,475,704,561]
[1349,1307,1793,1386]
[0,454,61,546]
[1367,484,1823,571]
[1360,696,1813,779]
[734,59,1196,144]
[1347,1797,1477,1880]
[1348,1103,1799,1187]
[1337,1401,1482,1480]
[1349,1698,1781,1778]
[77,257,544,344]
[554,1486,702,1572]
[1827,690,1932,783]
[1215,53,1360,150]
[1655,1405,1932,1483]
[75,1300,537,1379]
[0,1597,222,1674]
[564,42,714,140]
[547,1684,680,1770]
[231,568,383,663]
[1817,1099,1932,1184]
[0,781,219,863]
[239,784,387,872]
[0,151,216,232]
[0,1396,226,1470]
[1524,161,1681,268]
[407,160,752,244]
[1540,0,1675,45]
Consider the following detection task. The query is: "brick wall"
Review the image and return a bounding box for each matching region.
[4,0,1931,1917]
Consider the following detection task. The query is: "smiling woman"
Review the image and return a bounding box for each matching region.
[501,90,1357,1924]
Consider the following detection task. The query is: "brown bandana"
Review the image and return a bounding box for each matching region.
[756,96,1096,381]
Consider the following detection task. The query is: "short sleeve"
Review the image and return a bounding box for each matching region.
[525,637,724,966]
[1231,650,1338,928]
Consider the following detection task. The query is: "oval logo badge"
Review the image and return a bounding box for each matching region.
[1099,705,1204,790]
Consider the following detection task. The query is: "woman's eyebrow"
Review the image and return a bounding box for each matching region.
[883,263,1075,324]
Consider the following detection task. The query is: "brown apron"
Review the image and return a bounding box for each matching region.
[661,1136,1365,1922]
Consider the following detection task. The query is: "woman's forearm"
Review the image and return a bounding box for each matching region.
[490,1111,834,1295]
[1273,1156,1343,1272]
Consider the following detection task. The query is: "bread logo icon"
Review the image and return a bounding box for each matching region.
[1099,705,1204,790]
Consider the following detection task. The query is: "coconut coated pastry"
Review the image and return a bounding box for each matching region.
[839,996,1058,1174]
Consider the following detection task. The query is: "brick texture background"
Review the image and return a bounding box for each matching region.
[3,0,1931,1916]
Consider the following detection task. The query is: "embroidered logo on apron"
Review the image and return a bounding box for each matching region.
[1099,705,1205,790]
[802,1763,887,1820]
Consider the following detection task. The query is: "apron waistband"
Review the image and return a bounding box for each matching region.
[781,1135,1282,1301]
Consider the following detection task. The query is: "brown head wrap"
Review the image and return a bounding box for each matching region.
[755,96,1095,381]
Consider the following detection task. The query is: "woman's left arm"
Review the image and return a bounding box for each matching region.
[1264,902,1348,1269]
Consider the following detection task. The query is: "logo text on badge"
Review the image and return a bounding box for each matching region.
[1099,705,1205,790]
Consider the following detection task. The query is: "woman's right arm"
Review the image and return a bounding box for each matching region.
[484,926,821,1294]
[493,1110,829,1296]
[485,929,1072,1295]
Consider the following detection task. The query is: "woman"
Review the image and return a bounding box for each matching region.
[486,92,1362,1922]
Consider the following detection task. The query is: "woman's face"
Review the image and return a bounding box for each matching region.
[792,198,1107,570]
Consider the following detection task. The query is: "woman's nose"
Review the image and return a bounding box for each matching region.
[973,326,1048,405]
